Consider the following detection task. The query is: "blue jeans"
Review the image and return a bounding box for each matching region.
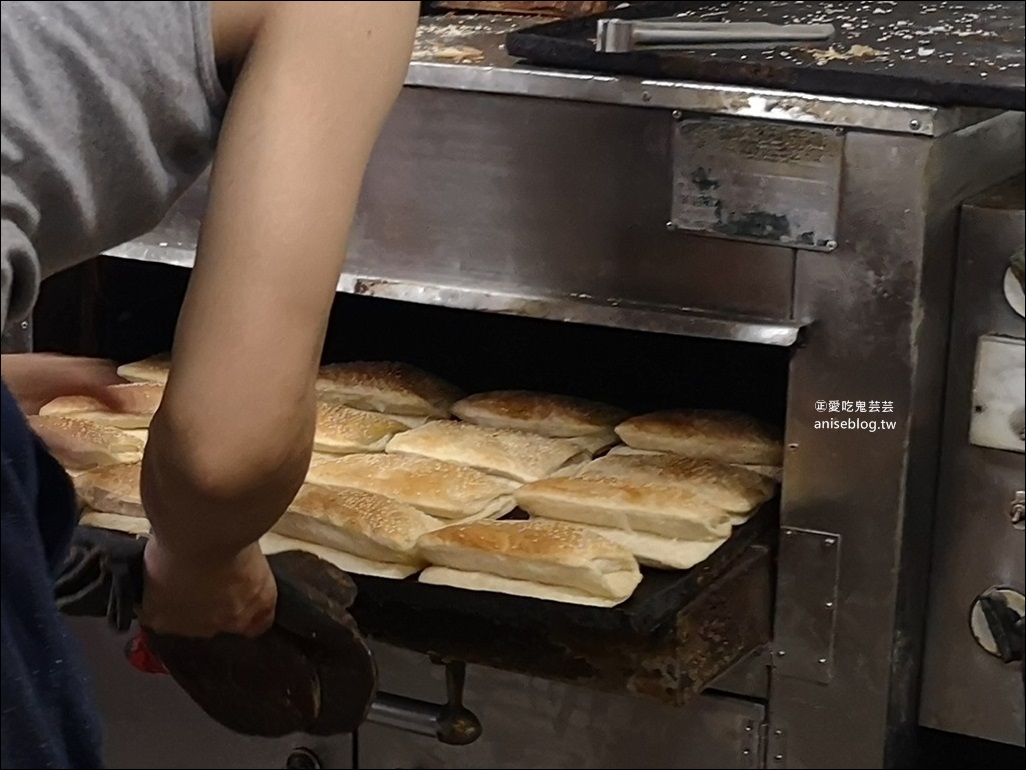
[1,381,105,769]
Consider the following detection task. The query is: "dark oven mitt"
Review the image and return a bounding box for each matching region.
[56,524,378,737]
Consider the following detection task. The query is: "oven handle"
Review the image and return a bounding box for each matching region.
[125,630,482,746]
[56,524,484,746]
[364,659,482,746]
[283,666,483,770]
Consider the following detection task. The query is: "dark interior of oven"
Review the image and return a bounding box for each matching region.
[34,258,790,425]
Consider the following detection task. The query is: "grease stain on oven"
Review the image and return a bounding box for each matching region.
[715,212,793,243]
[691,167,721,192]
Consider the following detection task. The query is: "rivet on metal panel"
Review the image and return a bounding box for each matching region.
[773,528,841,684]
[787,442,799,451]
[909,119,921,131]
[665,220,675,231]
[766,725,787,768]
[642,91,652,102]
[671,109,683,120]
[1,317,33,354]
[825,239,838,251]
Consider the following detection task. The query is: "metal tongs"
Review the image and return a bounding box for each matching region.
[595,18,836,53]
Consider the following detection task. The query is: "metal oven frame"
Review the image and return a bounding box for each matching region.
[9,21,1025,770]
[919,178,1025,748]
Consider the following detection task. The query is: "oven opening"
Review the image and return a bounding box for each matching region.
[35,256,790,761]
[36,258,790,425]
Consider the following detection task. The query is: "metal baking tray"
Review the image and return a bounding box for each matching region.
[349,503,776,705]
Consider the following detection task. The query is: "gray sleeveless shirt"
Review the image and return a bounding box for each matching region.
[1,0,226,331]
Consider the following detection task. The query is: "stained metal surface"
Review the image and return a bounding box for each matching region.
[410,13,996,137]
[670,117,843,251]
[105,87,804,341]
[358,643,766,770]
[102,229,802,345]
[505,1,1026,111]
[707,648,771,700]
[772,528,841,685]
[775,112,1025,767]
[342,278,801,346]
[920,175,1026,748]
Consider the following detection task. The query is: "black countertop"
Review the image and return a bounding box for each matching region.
[506,1,1025,111]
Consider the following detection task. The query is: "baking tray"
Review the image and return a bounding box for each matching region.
[61,499,775,704]
[504,1,1026,112]
[349,504,776,703]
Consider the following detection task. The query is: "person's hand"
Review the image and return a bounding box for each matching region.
[1,352,126,414]
[140,537,277,639]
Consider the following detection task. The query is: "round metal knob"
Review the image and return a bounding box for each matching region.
[1010,491,1025,530]
[1005,246,1025,318]
[1010,408,1026,444]
[285,748,321,770]
[969,588,1025,661]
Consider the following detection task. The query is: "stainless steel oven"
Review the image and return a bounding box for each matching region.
[9,12,1025,770]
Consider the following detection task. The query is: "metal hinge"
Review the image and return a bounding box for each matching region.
[773,528,841,684]
[739,718,764,768]
[765,724,787,768]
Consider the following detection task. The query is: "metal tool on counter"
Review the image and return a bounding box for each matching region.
[595,18,836,53]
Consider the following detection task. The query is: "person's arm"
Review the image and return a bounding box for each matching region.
[140,1,419,636]
[2,353,125,414]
